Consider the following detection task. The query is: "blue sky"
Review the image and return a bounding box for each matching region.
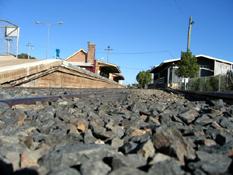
[1,0,233,84]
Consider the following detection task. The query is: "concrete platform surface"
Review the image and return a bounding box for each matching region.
[0,56,37,67]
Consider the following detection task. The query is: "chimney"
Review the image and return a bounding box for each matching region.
[87,41,95,64]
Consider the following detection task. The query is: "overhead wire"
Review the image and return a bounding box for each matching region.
[96,49,174,71]
[97,50,175,58]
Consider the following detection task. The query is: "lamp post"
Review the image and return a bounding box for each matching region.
[35,21,63,59]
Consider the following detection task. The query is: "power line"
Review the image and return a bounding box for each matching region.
[120,66,146,70]
[97,50,175,57]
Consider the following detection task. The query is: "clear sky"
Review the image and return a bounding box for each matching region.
[1,0,233,84]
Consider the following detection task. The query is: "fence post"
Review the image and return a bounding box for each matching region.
[218,75,221,92]
[204,77,206,92]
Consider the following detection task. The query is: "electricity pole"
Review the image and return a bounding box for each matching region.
[187,16,194,52]
[26,42,34,59]
[104,45,113,62]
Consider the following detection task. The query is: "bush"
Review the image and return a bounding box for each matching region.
[207,76,218,91]
[187,76,219,92]
[187,78,200,91]
[226,71,233,90]
[18,53,36,59]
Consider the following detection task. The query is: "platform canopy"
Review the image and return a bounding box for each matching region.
[98,61,121,73]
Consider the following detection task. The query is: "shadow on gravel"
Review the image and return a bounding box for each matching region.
[0,159,38,175]
[0,159,13,175]
[13,168,39,175]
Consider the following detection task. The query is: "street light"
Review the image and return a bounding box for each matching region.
[35,21,63,59]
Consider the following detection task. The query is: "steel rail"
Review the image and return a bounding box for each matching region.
[0,90,129,107]
[165,88,233,103]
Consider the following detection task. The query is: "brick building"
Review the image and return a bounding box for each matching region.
[65,42,124,84]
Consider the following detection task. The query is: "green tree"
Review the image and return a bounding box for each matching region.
[176,50,199,78]
[136,71,152,88]
[18,53,36,59]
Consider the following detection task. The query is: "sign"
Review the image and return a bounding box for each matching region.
[56,49,60,58]
[5,27,19,37]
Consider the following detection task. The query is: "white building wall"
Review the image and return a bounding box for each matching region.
[214,61,232,75]
[119,80,123,85]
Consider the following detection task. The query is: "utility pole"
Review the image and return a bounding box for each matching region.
[104,45,113,62]
[187,16,194,52]
[26,42,34,59]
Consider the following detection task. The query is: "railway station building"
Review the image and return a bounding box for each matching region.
[0,43,124,88]
[65,42,124,84]
[150,55,233,88]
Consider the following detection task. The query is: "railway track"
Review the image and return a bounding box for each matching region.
[1,87,232,107]
[165,88,233,104]
[0,88,129,107]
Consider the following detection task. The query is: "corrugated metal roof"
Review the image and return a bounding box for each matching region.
[150,54,233,73]
[196,54,233,65]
